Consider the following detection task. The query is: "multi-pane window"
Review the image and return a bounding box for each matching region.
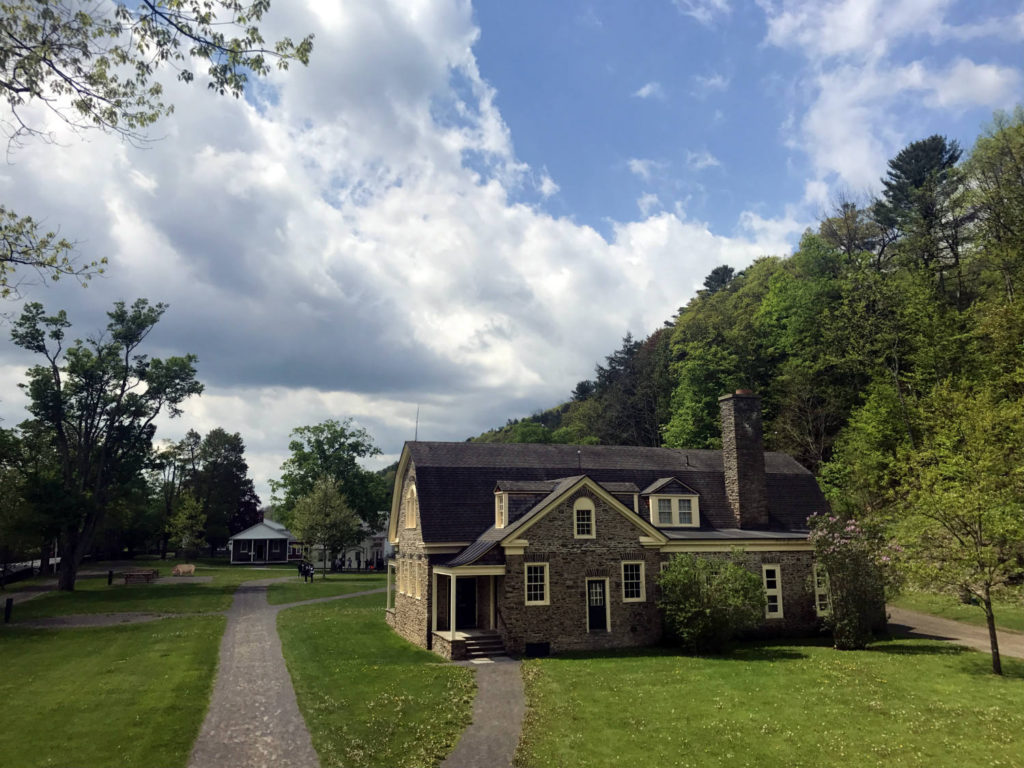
[762,564,783,618]
[576,507,593,537]
[658,498,673,524]
[239,540,251,553]
[574,499,595,538]
[814,565,831,617]
[525,563,549,605]
[677,498,693,525]
[495,493,505,528]
[622,561,645,602]
[650,496,699,527]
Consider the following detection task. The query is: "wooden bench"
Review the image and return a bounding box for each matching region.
[123,569,159,585]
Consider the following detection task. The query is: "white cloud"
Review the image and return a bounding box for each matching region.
[687,150,721,170]
[627,157,667,181]
[633,81,666,100]
[760,0,1024,197]
[637,193,661,217]
[692,72,730,95]
[674,0,731,26]
[0,0,802,499]
[537,171,560,198]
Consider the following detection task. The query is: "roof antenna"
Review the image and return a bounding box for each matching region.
[577,449,582,473]
[414,405,420,442]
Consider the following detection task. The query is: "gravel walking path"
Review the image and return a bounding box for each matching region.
[887,605,1024,659]
[187,579,386,768]
[443,658,525,768]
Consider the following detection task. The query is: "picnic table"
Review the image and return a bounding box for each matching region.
[123,568,159,584]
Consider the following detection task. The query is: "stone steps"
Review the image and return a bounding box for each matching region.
[464,632,508,659]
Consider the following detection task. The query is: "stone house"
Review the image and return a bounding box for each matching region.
[385,391,837,660]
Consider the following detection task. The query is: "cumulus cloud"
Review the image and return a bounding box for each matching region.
[633,81,666,100]
[637,193,661,217]
[0,0,799,499]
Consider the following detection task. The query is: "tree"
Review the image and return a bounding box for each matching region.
[11,298,203,590]
[894,383,1024,675]
[290,478,361,580]
[0,0,313,296]
[271,419,387,531]
[657,553,766,653]
[193,428,261,554]
[701,264,735,295]
[167,491,206,559]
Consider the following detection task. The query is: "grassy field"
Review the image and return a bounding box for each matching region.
[279,593,474,768]
[10,560,293,620]
[890,589,1024,633]
[266,572,386,605]
[515,640,1024,768]
[0,616,224,768]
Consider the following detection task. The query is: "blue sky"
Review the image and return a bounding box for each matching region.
[0,0,1021,500]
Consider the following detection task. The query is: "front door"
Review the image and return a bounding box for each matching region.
[587,579,607,632]
[456,577,477,630]
[255,542,266,561]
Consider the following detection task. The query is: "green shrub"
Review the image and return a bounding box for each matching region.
[657,553,766,652]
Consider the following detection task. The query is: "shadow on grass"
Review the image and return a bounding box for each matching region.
[867,640,965,657]
[538,640,812,663]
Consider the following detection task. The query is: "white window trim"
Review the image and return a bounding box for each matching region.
[813,564,831,617]
[239,540,251,553]
[621,561,646,602]
[495,492,507,529]
[762,564,784,619]
[524,562,550,606]
[648,494,700,528]
[574,498,596,539]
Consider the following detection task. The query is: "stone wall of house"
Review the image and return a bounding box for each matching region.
[431,632,466,661]
[498,487,663,655]
[390,461,434,650]
[658,549,820,635]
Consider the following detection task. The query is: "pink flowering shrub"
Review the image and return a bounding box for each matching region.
[808,513,899,649]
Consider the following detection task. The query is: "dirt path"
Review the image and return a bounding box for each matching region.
[187,579,386,768]
[887,605,1024,659]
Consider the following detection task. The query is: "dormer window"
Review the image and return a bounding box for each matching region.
[648,494,699,527]
[643,477,700,528]
[495,492,507,528]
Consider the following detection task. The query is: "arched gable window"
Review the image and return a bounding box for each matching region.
[574,497,596,539]
[403,483,419,529]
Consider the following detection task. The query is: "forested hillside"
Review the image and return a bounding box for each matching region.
[473,108,1024,518]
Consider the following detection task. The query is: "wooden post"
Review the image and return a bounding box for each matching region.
[107,570,113,586]
[449,575,457,642]
[4,597,12,623]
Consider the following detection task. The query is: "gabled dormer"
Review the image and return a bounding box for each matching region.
[642,477,700,528]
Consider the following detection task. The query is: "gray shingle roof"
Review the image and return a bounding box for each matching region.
[407,441,826,543]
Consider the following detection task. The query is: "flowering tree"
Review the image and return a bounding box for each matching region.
[809,513,895,650]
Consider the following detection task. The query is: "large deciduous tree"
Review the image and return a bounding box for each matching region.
[271,419,388,531]
[0,0,313,296]
[894,383,1024,675]
[12,298,202,590]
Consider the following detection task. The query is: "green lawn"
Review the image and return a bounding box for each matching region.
[890,589,1024,633]
[515,640,1024,768]
[0,616,224,768]
[278,593,474,768]
[266,572,386,605]
[11,560,294,620]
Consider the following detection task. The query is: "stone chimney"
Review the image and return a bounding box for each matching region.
[719,390,769,529]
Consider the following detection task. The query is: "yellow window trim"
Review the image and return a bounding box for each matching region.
[574,497,596,539]
[524,562,550,606]
[621,560,646,602]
